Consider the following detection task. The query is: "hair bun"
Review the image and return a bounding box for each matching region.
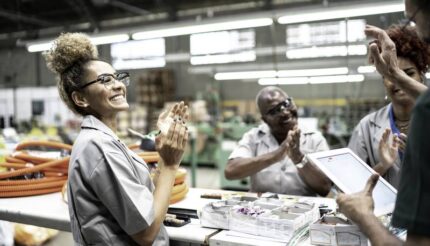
[44,33,98,74]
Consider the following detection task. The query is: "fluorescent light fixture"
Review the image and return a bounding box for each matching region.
[286,45,367,59]
[259,77,308,85]
[27,41,54,52]
[132,18,273,40]
[278,2,404,24]
[26,33,130,52]
[191,51,256,65]
[215,70,276,80]
[358,66,376,74]
[348,45,367,56]
[215,67,351,80]
[112,59,166,70]
[258,74,364,85]
[309,74,364,84]
[277,67,348,77]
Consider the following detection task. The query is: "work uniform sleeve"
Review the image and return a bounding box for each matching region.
[392,90,430,236]
[348,121,370,164]
[89,147,155,236]
[228,130,257,160]
[312,131,330,152]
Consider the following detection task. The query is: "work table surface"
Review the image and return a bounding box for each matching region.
[0,188,336,245]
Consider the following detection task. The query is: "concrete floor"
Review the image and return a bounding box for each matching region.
[41,166,220,245]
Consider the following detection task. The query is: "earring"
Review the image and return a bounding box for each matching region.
[384,95,388,101]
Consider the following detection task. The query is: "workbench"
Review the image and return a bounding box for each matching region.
[0,188,336,245]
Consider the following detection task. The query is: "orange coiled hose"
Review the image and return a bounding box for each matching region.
[44,172,67,177]
[13,152,54,164]
[170,185,189,204]
[128,144,140,151]
[5,156,26,164]
[0,180,66,192]
[0,157,69,180]
[0,140,72,197]
[137,152,160,163]
[15,141,72,152]
[0,162,31,169]
[0,177,67,186]
[171,182,186,195]
[0,163,68,174]
[0,187,63,198]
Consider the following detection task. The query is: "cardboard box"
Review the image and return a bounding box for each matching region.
[309,215,368,246]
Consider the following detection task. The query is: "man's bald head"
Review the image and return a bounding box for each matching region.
[256,86,288,114]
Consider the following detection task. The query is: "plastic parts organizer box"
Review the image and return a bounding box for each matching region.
[199,196,319,241]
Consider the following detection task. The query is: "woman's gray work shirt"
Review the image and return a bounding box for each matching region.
[68,115,168,246]
[348,104,402,188]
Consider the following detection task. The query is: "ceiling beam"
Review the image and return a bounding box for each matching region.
[67,0,100,32]
[109,0,151,16]
[0,8,53,27]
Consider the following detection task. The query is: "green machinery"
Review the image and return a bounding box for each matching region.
[218,118,255,191]
[183,117,255,191]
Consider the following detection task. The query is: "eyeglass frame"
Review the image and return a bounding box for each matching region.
[79,72,130,89]
[266,97,294,116]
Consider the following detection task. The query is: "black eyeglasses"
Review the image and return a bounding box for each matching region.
[80,72,130,89]
[266,98,294,116]
[401,7,420,31]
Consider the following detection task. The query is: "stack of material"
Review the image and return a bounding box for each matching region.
[0,140,71,197]
[170,168,188,204]
[136,151,188,204]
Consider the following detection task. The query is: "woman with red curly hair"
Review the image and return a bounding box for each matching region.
[348,24,429,188]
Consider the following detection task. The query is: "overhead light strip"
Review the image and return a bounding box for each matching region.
[286,45,367,59]
[26,34,130,53]
[258,75,365,85]
[357,66,376,74]
[215,67,349,80]
[132,18,273,40]
[278,2,404,24]
[277,67,348,77]
[215,70,277,80]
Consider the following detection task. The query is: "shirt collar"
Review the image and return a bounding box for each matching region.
[368,104,390,128]
[81,115,119,141]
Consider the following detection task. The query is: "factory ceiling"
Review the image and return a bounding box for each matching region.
[0,0,383,49]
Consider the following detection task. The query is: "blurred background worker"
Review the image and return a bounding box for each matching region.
[225,86,331,196]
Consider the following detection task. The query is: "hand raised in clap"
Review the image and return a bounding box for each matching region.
[378,128,399,170]
[156,102,189,169]
[286,127,303,164]
[365,25,400,81]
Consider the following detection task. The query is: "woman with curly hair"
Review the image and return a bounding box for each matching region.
[44,32,188,245]
[349,24,429,188]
